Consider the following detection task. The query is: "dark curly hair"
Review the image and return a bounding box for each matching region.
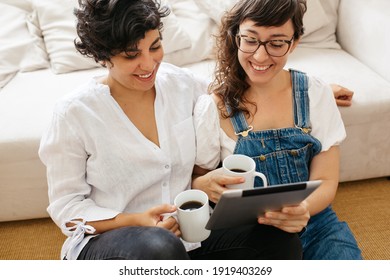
[211,0,307,119]
[74,0,170,65]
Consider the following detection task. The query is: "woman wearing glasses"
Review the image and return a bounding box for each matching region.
[192,0,362,260]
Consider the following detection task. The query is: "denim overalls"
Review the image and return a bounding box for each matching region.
[229,69,362,260]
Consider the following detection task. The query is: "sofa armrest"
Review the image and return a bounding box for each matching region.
[337,0,390,82]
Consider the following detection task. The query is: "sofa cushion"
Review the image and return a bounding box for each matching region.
[161,0,192,54]
[194,0,329,37]
[0,0,32,11]
[301,0,330,37]
[193,0,235,24]
[337,0,390,83]
[299,0,340,49]
[193,0,339,49]
[31,0,100,74]
[286,47,390,126]
[0,2,48,89]
[163,0,218,66]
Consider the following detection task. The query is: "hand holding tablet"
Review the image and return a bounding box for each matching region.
[205,155,321,230]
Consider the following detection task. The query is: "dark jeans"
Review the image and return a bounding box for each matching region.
[77,224,302,260]
[77,227,189,260]
[189,224,302,260]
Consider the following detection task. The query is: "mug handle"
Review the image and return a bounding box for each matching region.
[254,172,268,187]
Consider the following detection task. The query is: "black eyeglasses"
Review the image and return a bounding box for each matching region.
[235,34,294,57]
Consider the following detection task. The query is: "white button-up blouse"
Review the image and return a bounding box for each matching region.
[39,63,208,259]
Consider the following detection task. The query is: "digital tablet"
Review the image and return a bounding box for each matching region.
[205,180,322,230]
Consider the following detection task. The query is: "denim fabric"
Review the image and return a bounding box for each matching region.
[231,70,321,187]
[77,224,302,260]
[77,227,190,260]
[299,206,362,260]
[230,69,362,260]
[189,223,302,260]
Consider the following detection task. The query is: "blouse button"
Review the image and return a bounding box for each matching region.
[164,164,170,169]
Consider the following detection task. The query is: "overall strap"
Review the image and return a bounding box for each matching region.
[290,69,312,133]
[226,105,253,137]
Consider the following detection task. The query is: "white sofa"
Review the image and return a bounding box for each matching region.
[1,0,389,222]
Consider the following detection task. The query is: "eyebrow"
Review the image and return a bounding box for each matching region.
[126,36,162,52]
[241,29,291,39]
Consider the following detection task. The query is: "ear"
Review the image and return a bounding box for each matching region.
[103,60,114,69]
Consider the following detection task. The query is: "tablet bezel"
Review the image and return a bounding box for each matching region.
[205,180,322,230]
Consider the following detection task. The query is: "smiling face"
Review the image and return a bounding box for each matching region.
[106,29,164,94]
[237,19,299,88]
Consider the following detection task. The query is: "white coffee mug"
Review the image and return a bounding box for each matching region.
[223,154,268,189]
[174,189,211,243]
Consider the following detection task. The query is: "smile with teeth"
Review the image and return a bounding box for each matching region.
[136,72,153,79]
[251,63,271,71]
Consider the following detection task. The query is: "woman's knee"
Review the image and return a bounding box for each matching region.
[139,227,189,259]
[80,226,189,260]
[249,225,302,260]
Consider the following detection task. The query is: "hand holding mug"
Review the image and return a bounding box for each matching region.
[222,154,268,189]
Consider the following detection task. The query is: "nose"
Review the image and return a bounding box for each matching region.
[252,44,269,61]
[139,51,156,72]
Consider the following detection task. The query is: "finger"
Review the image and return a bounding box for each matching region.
[173,227,182,238]
[157,217,179,231]
[263,212,293,223]
[336,99,352,107]
[167,221,180,233]
[150,204,176,216]
[331,84,353,95]
[272,224,305,233]
[282,201,311,218]
[214,175,245,186]
[339,87,354,96]
[259,216,306,230]
[338,94,353,100]
[162,220,181,237]
[264,217,309,229]
[209,189,224,203]
[261,210,308,224]
[281,205,307,215]
[160,216,177,227]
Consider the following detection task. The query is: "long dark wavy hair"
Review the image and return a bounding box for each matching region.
[74,0,170,65]
[211,0,307,118]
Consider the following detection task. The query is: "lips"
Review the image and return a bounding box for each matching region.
[134,71,154,81]
[137,72,153,79]
[250,62,271,71]
[134,65,157,81]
